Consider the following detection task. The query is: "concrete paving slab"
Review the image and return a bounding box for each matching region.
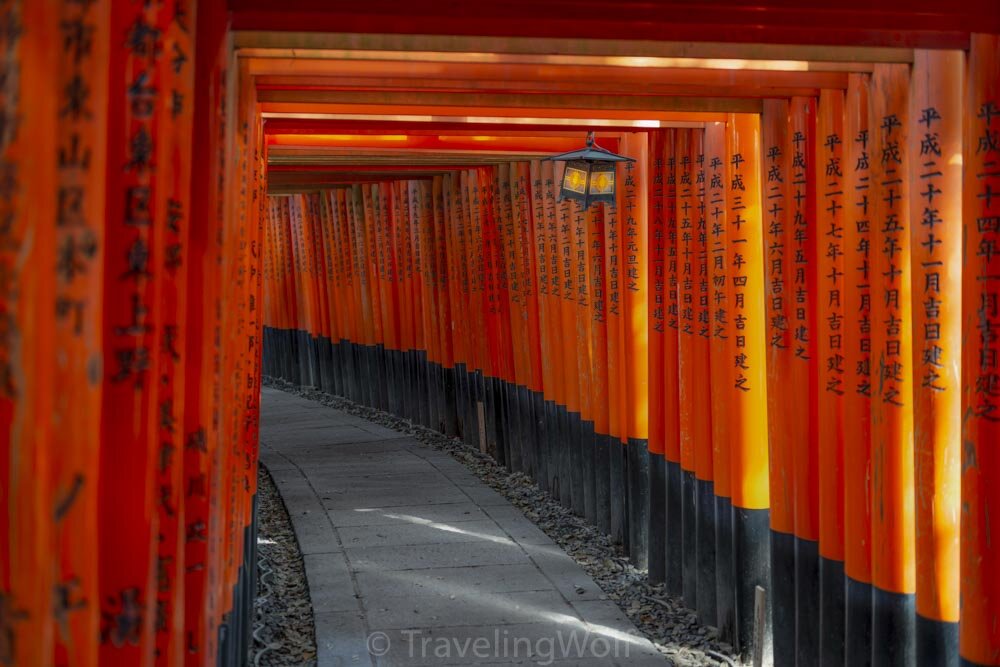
[338,519,513,548]
[259,389,667,666]
[363,590,577,630]
[345,541,528,572]
[314,611,374,667]
[326,502,490,528]
[353,564,555,600]
[303,553,359,613]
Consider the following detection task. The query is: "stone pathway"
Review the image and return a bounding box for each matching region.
[260,387,669,666]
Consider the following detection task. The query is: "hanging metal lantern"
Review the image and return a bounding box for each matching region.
[546,131,635,209]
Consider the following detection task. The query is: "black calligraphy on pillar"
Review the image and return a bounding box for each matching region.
[680,150,694,335]
[709,152,727,342]
[916,106,947,393]
[823,130,845,396]
[851,128,872,397]
[765,142,788,351]
[791,129,811,362]
[730,149,752,391]
[696,151,709,338]
[652,151,665,333]
[879,113,906,407]
[973,99,1000,421]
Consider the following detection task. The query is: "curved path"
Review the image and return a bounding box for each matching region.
[260,387,669,666]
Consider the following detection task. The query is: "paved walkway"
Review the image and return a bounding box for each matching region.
[260,387,668,666]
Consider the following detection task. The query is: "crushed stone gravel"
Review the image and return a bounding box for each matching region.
[252,464,319,667]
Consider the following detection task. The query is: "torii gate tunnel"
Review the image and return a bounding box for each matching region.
[3,1,1000,666]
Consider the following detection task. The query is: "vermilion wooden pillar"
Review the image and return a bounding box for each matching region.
[842,71,874,667]
[702,121,727,629]
[761,97,796,667]
[789,95,820,666]
[588,198,612,534]
[647,130,667,584]
[909,48,963,667]
[530,161,552,485]
[1,3,57,666]
[621,133,650,568]
[52,1,109,665]
[869,62,916,666]
[154,6,197,664]
[726,113,771,663]
[676,128,700,609]
[100,2,178,663]
[604,161,627,545]
[960,33,1000,667]
[816,87,846,667]
[662,130,684,600]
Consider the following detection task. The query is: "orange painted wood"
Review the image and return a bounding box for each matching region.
[517,163,545,395]
[589,202,611,439]
[100,2,181,662]
[573,193,594,427]
[842,72,873,588]
[676,129,699,477]
[788,96,819,545]
[761,99,794,536]
[605,157,627,444]
[621,133,650,445]
[153,4,198,662]
[704,121,729,496]
[909,49,963,627]
[868,63,916,598]
[726,113,770,510]
[1,2,58,665]
[544,160,566,414]
[663,130,681,467]
[648,130,666,457]
[530,161,554,402]
[960,33,1000,666]
[816,89,846,563]
[51,1,109,664]
[691,130,713,485]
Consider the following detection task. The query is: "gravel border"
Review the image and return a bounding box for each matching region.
[263,377,739,667]
[253,464,319,667]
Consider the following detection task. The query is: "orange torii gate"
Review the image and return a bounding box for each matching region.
[4,2,1000,665]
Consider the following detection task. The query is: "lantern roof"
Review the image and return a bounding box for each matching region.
[544,132,636,163]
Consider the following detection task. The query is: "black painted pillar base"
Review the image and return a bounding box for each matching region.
[628,439,650,571]
[518,386,533,480]
[665,460,683,598]
[872,587,915,666]
[544,401,558,497]
[557,406,572,509]
[796,537,820,666]
[820,556,846,666]
[917,608,959,667]
[595,433,612,536]
[582,420,597,525]
[771,529,796,667]
[647,452,666,584]
[532,392,548,493]
[733,506,771,664]
[696,478,717,626]
[609,440,628,547]
[715,495,736,645]
[505,383,520,472]
[681,468,698,608]
[846,575,873,667]
[570,413,585,517]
